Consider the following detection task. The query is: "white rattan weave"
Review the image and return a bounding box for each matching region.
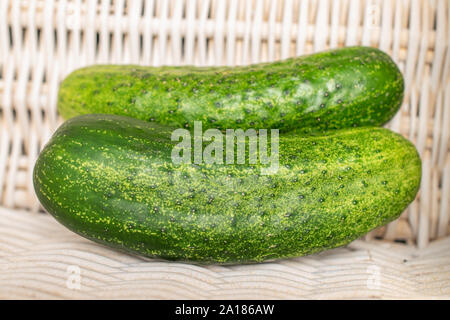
[0,0,449,299]
[1,207,449,299]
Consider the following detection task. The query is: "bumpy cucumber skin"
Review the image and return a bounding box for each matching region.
[58,46,404,133]
[33,114,420,264]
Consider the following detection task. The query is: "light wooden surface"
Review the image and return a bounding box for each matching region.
[0,0,449,300]
[1,206,449,299]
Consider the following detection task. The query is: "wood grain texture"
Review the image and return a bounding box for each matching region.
[1,206,449,299]
[0,0,449,300]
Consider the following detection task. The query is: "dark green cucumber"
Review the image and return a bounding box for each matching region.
[57,46,404,133]
[33,114,420,264]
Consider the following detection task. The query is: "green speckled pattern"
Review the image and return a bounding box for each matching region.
[33,114,421,264]
[58,46,404,133]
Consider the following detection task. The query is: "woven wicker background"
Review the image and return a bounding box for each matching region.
[0,0,449,300]
[0,0,449,249]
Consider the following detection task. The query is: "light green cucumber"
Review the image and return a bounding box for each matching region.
[57,46,404,133]
[33,114,421,264]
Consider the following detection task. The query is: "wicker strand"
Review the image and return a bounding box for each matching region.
[0,0,448,246]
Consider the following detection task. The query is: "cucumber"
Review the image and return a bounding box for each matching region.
[57,46,404,133]
[33,114,420,264]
